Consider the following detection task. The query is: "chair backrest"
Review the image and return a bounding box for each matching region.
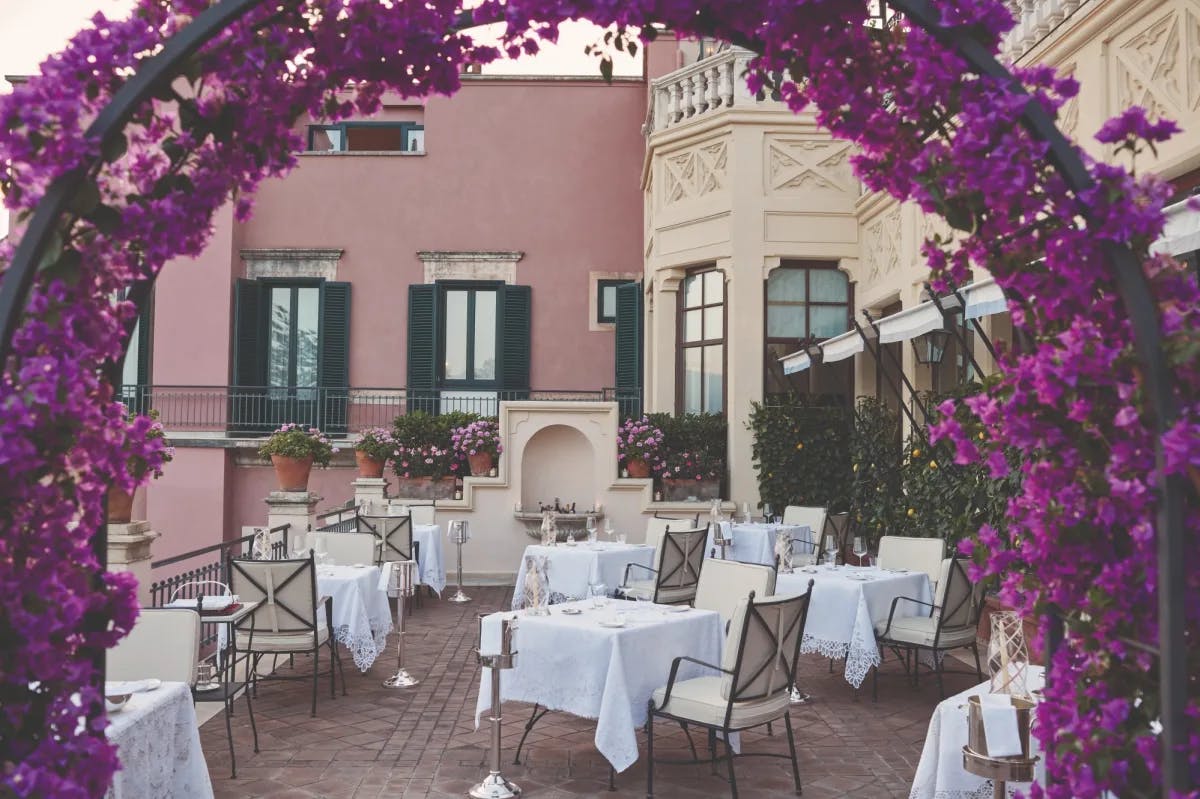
[652,527,708,602]
[822,511,854,550]
[782,506,826,538]
[309,531,377,565]
[409,505,436,526]
[877,536,946,584]
[934,557,982,631]
[359,514,413,562]
[720,588,812,712]
[229,556,319,639]
[644,516,694,550]
[107,608,201,685]
[694,560,777,626]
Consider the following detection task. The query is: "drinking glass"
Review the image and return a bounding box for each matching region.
[314,535,328,567]
[589,583,607,609]
[762,503,773,524]
[617,532,627,545]
[604,519,616,541]
[291,534,308,559]
[586,515,598,543]
[824,533,839,566]
[853,536,868,565]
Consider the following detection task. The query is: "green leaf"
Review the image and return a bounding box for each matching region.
[600,56,614,83]
[40,248,82,285]
[86,204,123,234]
[35,230,64,273]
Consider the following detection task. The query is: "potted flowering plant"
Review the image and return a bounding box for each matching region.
[258,423,334,491]
[617,416,665,478]
[658,449,723,501]
[391,443,461,499]
[109,406,174,523]
[452,418,503,475]
[354,427,394,478]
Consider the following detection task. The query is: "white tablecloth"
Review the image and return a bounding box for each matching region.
[317,564,393,672]
[413,524,446,595]
[709,522,813,566]
[775,565,932,687]
[911,668,1046,798]
[106,682,213,799]
[511,542,656,609]
[476,600,724,771]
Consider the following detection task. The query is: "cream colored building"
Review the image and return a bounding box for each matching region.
[641,0,1200,508]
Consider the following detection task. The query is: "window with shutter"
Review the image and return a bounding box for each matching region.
[613,281,643,419]
[318,282,351,432]
[407,284,438,414]
[118,288,153,414]
[498,284,531,399]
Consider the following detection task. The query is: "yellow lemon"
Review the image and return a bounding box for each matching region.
[907,508,915,517]
[978,431,985,440]
[929,460,938,470]
[796,442,804,450]
[852,463,859,472]
[912,448,921,458]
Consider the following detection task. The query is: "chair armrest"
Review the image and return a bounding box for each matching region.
[319,594,334,631]
[878,595,937,639]
[623,562,658,584]
[658,655,732,708]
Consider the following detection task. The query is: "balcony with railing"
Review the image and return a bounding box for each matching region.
[1002,0,1090,61]
[644,46,787,136]
[119,384,644,436]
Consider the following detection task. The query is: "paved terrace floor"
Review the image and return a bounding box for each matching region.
[201,586,979,799]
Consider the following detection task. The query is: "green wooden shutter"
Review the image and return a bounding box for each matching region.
[498,284,531,400]
[614,280,643,419]
[319,281,351,433]
[407,284,438,414]
[232,279,266,433]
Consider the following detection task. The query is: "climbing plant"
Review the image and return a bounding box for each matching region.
[0,1,1196,796]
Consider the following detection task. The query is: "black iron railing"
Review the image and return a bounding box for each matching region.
[148,523,291,648]
[315,499,358,532]
[117,384,643,435]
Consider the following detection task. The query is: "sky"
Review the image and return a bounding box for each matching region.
[0,0,641,237]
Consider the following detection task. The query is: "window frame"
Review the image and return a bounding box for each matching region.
[596,279,628,324]
[676,266,726,415]
[258,277,325,389]
[306,121,425,153]
[436,280,503,389]
[763,261,853,400]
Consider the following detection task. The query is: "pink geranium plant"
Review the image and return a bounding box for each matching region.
[451,418,503,460]
[617,416,665,471]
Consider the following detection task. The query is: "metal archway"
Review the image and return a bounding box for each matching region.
[0,0,1188,792]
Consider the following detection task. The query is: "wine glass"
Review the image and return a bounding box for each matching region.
[314,535,328,567]
[604,518,616,542]
[853,536,868,566]
[762,502,773,524]
[586,514,598,544]
[589,583,607,609]
[291,534,308,559]
[824,533,839,566]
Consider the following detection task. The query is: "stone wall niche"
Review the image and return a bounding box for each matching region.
[520,424,595,513]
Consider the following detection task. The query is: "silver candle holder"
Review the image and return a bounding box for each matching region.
[472,614,521,799]
[382,559,420,689]
[775,527,795,574]
[448,519,471,603]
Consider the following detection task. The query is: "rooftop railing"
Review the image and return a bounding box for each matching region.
[1002,0,1089,61]
[644,46,781,135]
[118,384,643,436]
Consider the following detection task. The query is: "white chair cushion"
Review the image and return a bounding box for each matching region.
[876,615,976,648]
[653,676,790,729]
[695,561,776,626]
[237,618,329,653]
[877,536,945,585]
[621,580,655,600]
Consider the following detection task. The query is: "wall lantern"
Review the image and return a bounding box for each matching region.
[912,329,950,365]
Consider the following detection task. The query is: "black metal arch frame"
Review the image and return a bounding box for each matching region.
[0,0,1187,792]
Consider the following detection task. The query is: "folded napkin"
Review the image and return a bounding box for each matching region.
[980,693,1023,757]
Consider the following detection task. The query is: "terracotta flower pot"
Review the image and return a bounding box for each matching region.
[107,485,135,524]
[626,458,652,478]
[467,452,495,476]
[271,454,314,491]
[355,451,386,478]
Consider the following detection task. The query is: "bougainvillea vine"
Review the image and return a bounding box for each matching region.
[0,1,1195,797]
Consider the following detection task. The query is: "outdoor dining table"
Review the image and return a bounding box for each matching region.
[412,523,446,595]
[476,599,724,772]
[910,667,1046,798]
[316,563,392,672]
[510,541,656,610]
[775,564,932,688]
[709,521,813,566]
[105,681,213,799]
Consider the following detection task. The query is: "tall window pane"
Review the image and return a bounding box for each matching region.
[121,319,140,390]
[809,269,848,302]
[764,263,851,401]
[683,347,702,413]
[474,291,497,380]
[267,287,292,388]
[444,290,468,381]
[679,266,724,415]
[295,288,319,386]
[703,345,723,413]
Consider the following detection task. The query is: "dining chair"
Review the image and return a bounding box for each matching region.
[643,515,694,551]
[876,536,946,586]
[646,586,814,799]
[307,531,377,566]
[619,526,708,605]
[357,513,419,562]
[872,557,985,700]
[228,555,347,716]
[782,506,826,536]
[694,560,776,628]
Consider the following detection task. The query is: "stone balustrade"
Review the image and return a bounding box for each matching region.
[1002,0,1090,61]
[645,47,771,134]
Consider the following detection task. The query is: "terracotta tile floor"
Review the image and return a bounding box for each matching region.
[202,587,979,798]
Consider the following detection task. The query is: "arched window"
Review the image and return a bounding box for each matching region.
[763,262,852,402]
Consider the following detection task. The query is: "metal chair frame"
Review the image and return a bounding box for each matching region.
[872,558,985,700]
[622,526,708,604]
[229,554,347,717]
[646,586,814,799]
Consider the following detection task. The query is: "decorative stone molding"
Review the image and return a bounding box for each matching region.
[265,490,322,533]
[765,138,854,195]
[1111,3,1197,125]
[661,139,729,206]
[241,248,344,280]
[107,521,159,605]
[863,206,903,281]
[418,251,524,284]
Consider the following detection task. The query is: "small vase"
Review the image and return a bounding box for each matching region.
[626,458,652,478]
[467,452,495,476]
[107,485,135,524]
[355,451,386,478]
[271,454,314,491]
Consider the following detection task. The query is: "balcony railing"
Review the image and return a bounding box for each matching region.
[645,46,780,135]
[118,385,643,436]
[1002,0,1089,61]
